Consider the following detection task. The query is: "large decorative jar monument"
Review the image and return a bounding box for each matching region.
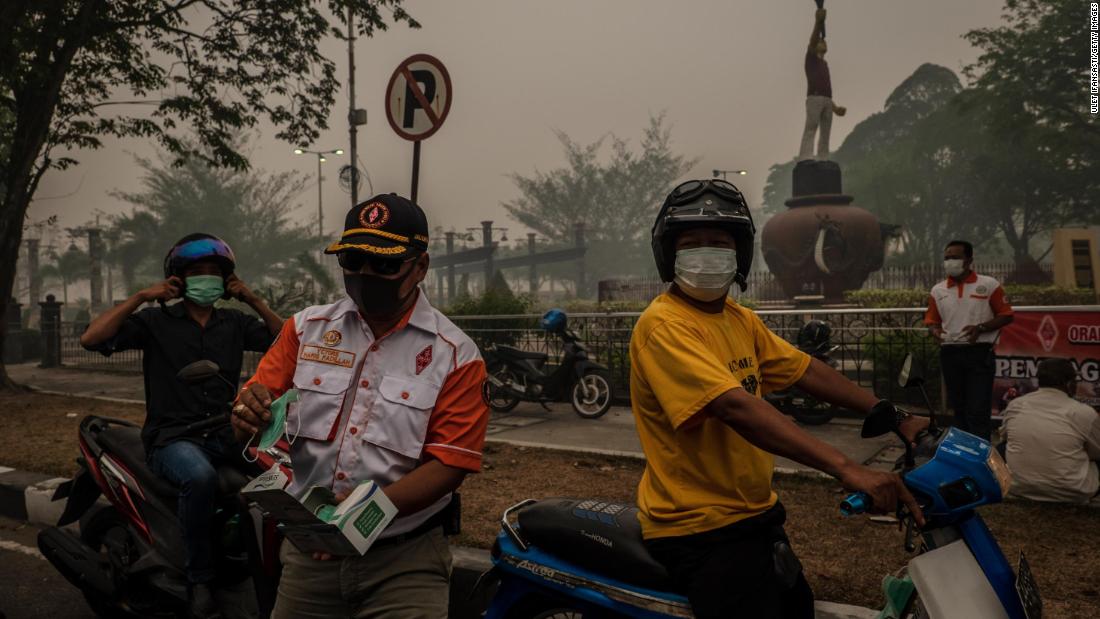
[761,160,884,301]
[761,3,884,302]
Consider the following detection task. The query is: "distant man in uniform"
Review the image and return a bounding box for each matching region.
[798,7,847,161]
[1003,358,1100,504]
[924,240,1014,440]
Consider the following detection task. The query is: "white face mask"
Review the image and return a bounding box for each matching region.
[944,259,966,278]
[674,248,737,302]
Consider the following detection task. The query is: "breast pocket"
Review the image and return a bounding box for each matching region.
[363,374,441,459]
[290,365,355,441]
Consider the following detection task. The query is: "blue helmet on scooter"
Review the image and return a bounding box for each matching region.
[541,309,567,333]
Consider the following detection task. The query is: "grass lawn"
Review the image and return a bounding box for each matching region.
[3,391,1098,617]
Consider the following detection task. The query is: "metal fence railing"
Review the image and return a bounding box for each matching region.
[598,262,1054,304]
[448,307,942,410]
[58,309,946,410]
[59,322,263,379]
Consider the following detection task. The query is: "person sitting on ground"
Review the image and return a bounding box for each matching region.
[1003,358,1100,504]
[80,233,282,619]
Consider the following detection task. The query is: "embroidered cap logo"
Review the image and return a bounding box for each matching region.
[358,202,391,229]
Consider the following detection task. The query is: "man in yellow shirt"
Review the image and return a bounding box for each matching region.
[632,179,926,619]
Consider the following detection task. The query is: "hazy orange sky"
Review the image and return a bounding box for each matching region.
[29,0,1005,243]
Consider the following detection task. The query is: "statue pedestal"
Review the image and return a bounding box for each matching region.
[761,161,884,302]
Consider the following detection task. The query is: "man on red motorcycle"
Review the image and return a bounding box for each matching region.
[632,180,927,619]
[231,194,490,619]
[81,234,282,618]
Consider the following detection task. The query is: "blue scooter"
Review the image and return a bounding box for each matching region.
[482,353,1040,619]
[842,354,1041,619]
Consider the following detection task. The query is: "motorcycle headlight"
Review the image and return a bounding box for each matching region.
[986,448,1012,498]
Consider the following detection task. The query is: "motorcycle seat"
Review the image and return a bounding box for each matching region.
[517,497,675,591]
[495,345,548,362]
[96,425,250,502]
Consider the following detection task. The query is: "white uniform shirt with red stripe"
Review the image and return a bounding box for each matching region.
[243,292,489,537]
[924,271,1014,345]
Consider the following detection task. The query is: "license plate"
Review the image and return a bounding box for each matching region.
[1015,551,1042,619]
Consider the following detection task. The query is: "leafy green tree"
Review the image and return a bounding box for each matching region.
[503,114,698,285]
[0,1,417,388]
[110,135,331,293]
[959,0,1100,275]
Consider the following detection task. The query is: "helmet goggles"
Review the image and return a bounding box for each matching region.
[164,236,236,278]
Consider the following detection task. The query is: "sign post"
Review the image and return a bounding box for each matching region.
[385,54,452,203]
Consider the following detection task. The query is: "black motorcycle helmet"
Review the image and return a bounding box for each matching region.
[162,233,237,279]
[651,179,756,291]
[796,320,832,355]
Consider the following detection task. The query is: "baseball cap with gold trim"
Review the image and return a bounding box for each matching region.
[325,193,429,259]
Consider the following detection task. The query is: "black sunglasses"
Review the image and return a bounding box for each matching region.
[338,252,418,276]
[668,179,746,206]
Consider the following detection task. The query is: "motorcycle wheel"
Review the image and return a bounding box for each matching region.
[790,394,835,426]
[80,507,175,618]
[571,370,612,419]
[485,366,522,413]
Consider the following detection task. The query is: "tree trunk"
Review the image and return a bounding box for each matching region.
[0,0,104,391]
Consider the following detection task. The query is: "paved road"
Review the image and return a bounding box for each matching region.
[0,516,96,619]
[9,363,901,472]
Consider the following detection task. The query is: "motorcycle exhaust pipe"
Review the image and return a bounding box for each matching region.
[486,374,527,399]
[37,527,117,598]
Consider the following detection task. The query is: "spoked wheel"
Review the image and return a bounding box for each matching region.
[571,370,613,419]
[80,508,176,618]
[484,366,522,413]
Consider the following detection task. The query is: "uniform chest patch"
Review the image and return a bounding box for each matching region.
[415,345,433,375]
[300,344,356,368]
[322,330,342,346]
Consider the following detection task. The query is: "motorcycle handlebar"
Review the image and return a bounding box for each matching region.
[840,492,870,517]
[186,414,231,434]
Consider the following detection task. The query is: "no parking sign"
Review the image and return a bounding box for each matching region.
[385,54,452,202]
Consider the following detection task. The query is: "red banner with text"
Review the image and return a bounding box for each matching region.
[993,309,1100,416]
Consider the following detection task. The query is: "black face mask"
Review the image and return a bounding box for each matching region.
[343,272,416,317]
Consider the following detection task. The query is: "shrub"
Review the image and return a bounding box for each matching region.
[846,285,1095,308]
[445,272,534,317]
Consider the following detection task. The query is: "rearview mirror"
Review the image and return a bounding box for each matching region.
[897,353,925,389]
[860,403,898,438]
[177,360,221,385]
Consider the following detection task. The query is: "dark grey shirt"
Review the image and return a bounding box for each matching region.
[84,302,273,455]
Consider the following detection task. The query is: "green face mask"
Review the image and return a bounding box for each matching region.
[185,275,224,306]
[242,389,300,462]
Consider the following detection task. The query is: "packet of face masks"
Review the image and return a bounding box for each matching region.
[241,467,398,556]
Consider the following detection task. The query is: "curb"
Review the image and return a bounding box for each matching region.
[0,466,876,618]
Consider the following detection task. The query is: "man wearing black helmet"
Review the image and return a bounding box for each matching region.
[81,233,282,618]
[631,180,927,618]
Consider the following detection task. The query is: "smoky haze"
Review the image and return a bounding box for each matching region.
[29,0,1003,240]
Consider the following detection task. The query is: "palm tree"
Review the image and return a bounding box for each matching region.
[40,244,90,305]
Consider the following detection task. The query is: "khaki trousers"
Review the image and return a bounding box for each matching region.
[799,95,833,160]
[272,528,452,619]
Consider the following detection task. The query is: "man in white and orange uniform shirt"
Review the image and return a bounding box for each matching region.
[232,193,488,619]
[924,240,1014,440]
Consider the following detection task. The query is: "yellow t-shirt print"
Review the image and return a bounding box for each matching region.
[629,292,810,539]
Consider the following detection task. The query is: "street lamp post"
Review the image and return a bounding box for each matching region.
[712,169,748,181]
[294,147,344,240]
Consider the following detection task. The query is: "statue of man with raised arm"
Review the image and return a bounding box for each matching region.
[799,5,847,161]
